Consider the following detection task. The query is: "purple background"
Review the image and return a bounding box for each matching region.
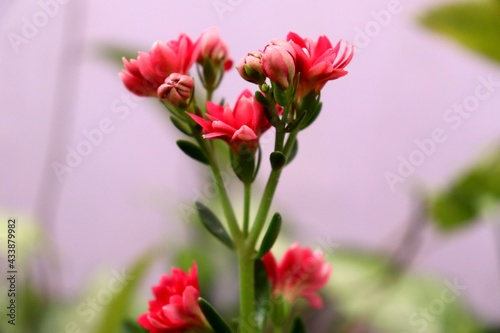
[1,0,499,323]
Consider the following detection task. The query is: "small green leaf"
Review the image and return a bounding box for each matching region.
[286,140,299,166]
[170,116,191,136]
[270,151,286,171]
[254,259,271,331]
[176,140,209,165]
[195,202,234,249]
[198,298,233,333]
[289,317,307,333]
[256,213,282,259]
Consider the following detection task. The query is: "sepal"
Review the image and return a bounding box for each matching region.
[176,140,209,164]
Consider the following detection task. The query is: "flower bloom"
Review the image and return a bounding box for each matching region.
[157,73,194,105]
[137,263,208,333]
[120,34,197,97]
[287,32,353,99]
[261,40,296,89]
[262,243,331,308]
[196,27,233,71]
[187,89,271,152]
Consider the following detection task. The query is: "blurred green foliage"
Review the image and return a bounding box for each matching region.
[429,150,500,230]
[420,0,500,63]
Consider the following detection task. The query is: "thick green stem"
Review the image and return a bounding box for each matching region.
[247,130,299,250]
[238,250,256,333]
[243,183,251,236]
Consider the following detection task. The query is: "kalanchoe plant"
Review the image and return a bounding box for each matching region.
[119,27,353,333]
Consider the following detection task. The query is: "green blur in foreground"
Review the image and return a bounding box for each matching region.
[420,0,500,63]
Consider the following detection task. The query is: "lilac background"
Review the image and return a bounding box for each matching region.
[1,0,500,323]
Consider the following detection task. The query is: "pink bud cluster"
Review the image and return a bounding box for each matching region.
[238,32,354,100]
[120,27,232,105]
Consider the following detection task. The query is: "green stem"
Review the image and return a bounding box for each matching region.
[206,88,213,103]
[243,182,251,236]
[194,134,242,244]
[247,130,299,250]
[238,250,256,333]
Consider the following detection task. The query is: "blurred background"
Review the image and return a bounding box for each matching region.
[1,0,499,332]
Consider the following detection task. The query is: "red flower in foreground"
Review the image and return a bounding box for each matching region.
[138,263,208,333]
[287,32,353,99]
[263,243,331,308]
[187,89,272,152]
[120,34,197,97]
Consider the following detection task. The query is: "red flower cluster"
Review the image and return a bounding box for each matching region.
[263,243,331,308]
[120,28,232,104]
[188,89,273,152]
[138,264,208,333]
[238,32,353,101]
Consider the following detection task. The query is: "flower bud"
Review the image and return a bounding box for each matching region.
[237,52,266,85]
[197,27,233,71]
[261,41,296,89]
[157,73,194,105]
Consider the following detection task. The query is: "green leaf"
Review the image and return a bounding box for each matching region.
[256,213,282,259]
[176,140,209,165]
[170,116,191,136]
[420,0,500,63]
[254,259,271,331]
[429,150,500,230]
[92,252,154,333]
[195,202,234,249]
[289,317,307,333]
[286,140,299,166]
[270,151,286,171]
[198,298,233,333]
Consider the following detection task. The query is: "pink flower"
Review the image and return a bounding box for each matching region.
[287,32,353,99]
[261,40,296,89]
[137,263,208,333]
[262,243,331,308]
[187,89,272,152]
[157,73,194,105]
[196,27,233,71]
[237,51,266,85]
[120,34,197,97]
